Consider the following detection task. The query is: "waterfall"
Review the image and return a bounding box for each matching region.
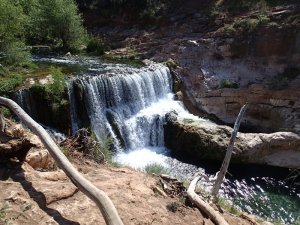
[68,65,174,151]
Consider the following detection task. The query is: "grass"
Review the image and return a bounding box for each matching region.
[103,47,145,68]
[144,163,167,175]
[0,69,23,95]
[0,206,8,225]
[213,196,241,215]
[293,218,300,225]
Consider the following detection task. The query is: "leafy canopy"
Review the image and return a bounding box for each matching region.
[0,0,86,66]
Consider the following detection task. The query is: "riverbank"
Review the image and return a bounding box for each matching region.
[0,119,266,225]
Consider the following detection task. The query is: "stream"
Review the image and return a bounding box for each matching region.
[13,56,300,224]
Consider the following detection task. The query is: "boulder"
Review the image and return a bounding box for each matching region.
[26,150,56,170]
[164,118,300,169]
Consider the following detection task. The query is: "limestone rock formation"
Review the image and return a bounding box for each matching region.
[164,117,300,169]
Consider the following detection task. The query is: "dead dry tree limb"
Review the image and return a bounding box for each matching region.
[187,175,229,225]
[0,97,124,225]
[0,109,5,132]
[211,104,248,196]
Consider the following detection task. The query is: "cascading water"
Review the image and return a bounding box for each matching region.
[68,65,200,162]
[11,56,299,224]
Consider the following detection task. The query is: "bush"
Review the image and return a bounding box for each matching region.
[257,14,270,24]
[0,71,23,95]
[86,37,108,56]
[144,163,167,175]
[91,131,113,163]
[220,79,239,89]
[47,67,66,96]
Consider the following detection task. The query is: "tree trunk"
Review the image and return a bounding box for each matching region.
[0,96,124,225]
[187,175,229,225]
[211,104,248,196]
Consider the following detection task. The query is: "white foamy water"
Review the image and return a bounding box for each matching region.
[114,147,170,169]
[112,93,204,170]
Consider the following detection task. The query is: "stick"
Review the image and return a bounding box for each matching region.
[211,104,248,196]
[187,175,229,225]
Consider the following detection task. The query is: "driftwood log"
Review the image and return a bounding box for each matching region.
[211,104,248,196]
[0,96,124,225]
[187,175,229,225]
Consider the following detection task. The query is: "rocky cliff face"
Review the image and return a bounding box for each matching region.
[86,1,300,134]
[154,17,300,134]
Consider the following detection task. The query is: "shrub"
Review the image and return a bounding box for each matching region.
[91,131,113,163]
[86,37,108,56]
[220,79,239,89]
[47,67,66,96]
[0,72,23,95]
[213,197,241,215]
[144,163,167,175]
[257,14,270,24]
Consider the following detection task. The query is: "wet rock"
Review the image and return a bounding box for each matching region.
[165,111,178,124]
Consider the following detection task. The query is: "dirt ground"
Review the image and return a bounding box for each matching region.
[0,156,265,225]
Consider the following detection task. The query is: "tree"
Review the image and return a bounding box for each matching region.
[32,0,87,51]
[0,0,30,65]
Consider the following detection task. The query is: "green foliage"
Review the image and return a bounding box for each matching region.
[47,67,66,96]
[90,131,113,163]
[0,0,87,65]
[29,0,87,51]
[0,70,23,95]
[0,0,30,66]
[62,146,73,162]
[86,37,108,56]
[165,58,178,69]
[219,15,270,35]
[0,107,12,118]
[31,66,66,102]
[287,14,300,25]
[257,14,270,24]
[2,42,31,66]
[213,197,241,215]
[220,79,239,89]
[293,218,300,225]
[104,54,145,68]
[144,163,167,175]
[215,0,296,15]
[0,206,9,224]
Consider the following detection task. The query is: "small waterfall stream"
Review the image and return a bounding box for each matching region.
[12,56,300,224]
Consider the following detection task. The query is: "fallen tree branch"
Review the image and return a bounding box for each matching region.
[0,96,124,225]
[187,175,229,225]
[211,104,248,196]
[0,109,5,132]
